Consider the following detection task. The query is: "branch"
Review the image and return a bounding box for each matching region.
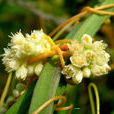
[16,0,66,25]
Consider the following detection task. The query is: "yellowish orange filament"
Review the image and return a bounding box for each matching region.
[56,47,65,68]
[28,50,71,64]
[55,39,72,44]
[49,11,87,37]
[83,7,114,15]
[49,4,114,37]
[33,96,73,114]
[28,51,56,64]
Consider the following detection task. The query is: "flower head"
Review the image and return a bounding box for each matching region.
[62,34,111,84]
[70,52,87,68]
[2,30,52,80]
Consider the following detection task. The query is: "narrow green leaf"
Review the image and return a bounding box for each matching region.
[6,82,36,114]
[29,61,61,114]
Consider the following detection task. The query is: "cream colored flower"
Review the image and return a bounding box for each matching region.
[81,34,92,48]
[10,32,25,45]
[5,59,20,72]
[72,70,83,84]
[70,52,87,68]
[16,64,28,80]
[62,64,77,79]
[93,40,107,51]
[83,67,91,78]
[2,29,53,80]
[85,50,95,64]
[34,62,44,76]
[95,51,110,66]
[91,64,110,76]
[68,40,83,53]
[62,64,83,84]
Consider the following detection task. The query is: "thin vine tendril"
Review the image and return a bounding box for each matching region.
[0,72,12,110]
[88,83,100,114]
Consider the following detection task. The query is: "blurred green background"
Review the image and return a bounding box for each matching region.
[0,0,114,114]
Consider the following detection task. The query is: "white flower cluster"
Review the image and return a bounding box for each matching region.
[62,34,111,84]
[2,30,52,80]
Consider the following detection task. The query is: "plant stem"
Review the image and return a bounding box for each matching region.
[0,72,12,110]
[88,83,100,114]
[53,20,75,41]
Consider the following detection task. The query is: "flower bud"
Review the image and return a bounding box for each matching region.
[72,70,83,84]
[81,34,92,48]
[16,64,28,80]
[34,63,43,76]
[13,89,19,97]
[83,67,91,78]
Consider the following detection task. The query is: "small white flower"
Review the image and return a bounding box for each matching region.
[91,64,110,76]
[85,50,95,64]
[16,64,28,80]
[5,59,20,72]
[72,70,83,84]
[81,34,92,48]
[83,67,91,78]
[62,64,77,79]
[34,62,43,76]
[93,40,107,51]
[68,40,83,53]
[102,64,111,74]
[70,52,87,68]
[95,51,110,66]
[11,32,25,45]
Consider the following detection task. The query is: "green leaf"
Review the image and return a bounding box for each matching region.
[29,61,61,114]
[6,82,36,114]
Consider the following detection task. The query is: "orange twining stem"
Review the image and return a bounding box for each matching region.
[95,4,114,10]
[83,7,114,15]
[56,47,65,68]
[28,51,56,64]
[49,11,87,37]
[28,50,71,64]
[49,4,114,37]
[33,96,73,114]
[55,39,72,44]
[55,104,73,114]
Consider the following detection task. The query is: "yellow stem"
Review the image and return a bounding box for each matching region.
[0,72,12,110]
